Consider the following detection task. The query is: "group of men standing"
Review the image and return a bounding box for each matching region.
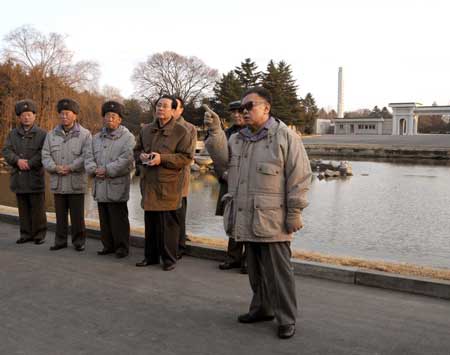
[2,95,194,269]
[2,87,312,339]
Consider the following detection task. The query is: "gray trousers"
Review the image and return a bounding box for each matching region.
[246,241,297,326]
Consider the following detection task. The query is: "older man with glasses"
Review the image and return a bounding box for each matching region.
[134,95,194,271]
[204,87,312,339]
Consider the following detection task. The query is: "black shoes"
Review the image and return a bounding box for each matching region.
[115,249,128,259]
[136,259,152,267]
[49,244,68,251]
[97,249,114,255]
[74,245,85,252]
[34,239,45,245]
[219,261,241,270]
[16,237,33,244]
[237,313,275,323]
[240,266,248,274]
[278,324,296,339]
[163,264,176,271]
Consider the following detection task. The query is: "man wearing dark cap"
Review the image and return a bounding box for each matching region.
[173,96,197,259]
[2,99,47,244]
[213,100,247,273]
[85,100,135,258]
[42,98,92,252]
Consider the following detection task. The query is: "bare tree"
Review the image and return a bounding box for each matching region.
[132,51,218,106]
[101,85,124,102]
[2,25,99,91]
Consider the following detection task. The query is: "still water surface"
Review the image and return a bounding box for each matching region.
[1,160,449,269]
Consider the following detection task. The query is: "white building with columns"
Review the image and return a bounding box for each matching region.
[389,102,450,135]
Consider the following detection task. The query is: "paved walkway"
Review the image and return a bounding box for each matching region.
[1,222,449,355]
[303,134,450,148]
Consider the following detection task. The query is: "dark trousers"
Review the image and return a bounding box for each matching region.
[16,193,47,241]
[246,242,297,326]
[176,197,187,252]
[54,194,86,247]
[225,238,247,266]
[98,202,130,253]
[144,210,180,267]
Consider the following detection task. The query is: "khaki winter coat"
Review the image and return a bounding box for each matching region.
[42,123,92,194]
[205,118,312,243]
[84,125,136,203]
[134,118,193,211]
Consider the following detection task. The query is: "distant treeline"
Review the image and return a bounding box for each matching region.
[0,25,321,146]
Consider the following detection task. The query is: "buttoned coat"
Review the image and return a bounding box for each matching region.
[134,118,193,211]
[84,125,135,203]
[41,123,92,194]
[205,118,312,243]
[2,125,47,193]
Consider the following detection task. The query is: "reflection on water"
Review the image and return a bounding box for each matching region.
[1,159,450,269]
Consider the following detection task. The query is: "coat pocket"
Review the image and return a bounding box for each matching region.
[107,176,129,202]
[222,193,234,235]
[71,173,84,190]
[50,175,59,190]
[252,195,285,238]
[254,161,282,192]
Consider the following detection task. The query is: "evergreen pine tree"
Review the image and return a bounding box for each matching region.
[300,93,318,134]
[211,70,244,119]
[234,58,261,88]
[262,60,300,125]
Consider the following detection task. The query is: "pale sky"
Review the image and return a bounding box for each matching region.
[0,0,449,111]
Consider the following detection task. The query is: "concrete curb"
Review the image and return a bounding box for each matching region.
[1,212,449,301]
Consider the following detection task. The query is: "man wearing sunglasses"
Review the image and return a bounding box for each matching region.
[204,87,311,339]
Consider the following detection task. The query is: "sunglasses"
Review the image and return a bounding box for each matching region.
[238,101,265,113]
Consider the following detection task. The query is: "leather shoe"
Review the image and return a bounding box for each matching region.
[75,245,85,252]
[240,266,248,274]
[115,249,128,258]
[163,263,176,271]
[136,259,155,267]
[49,244,67,251]
[278,324,296,339]
[238,313,275,323]
[97,249,114,255]
[34,239,45,245]
[16,237,33,244]
[219,261,241,270]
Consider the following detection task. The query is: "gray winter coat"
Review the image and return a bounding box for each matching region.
[205,118,312,243]
[2,125,47,193]
[42,123,92,194]
[84,125,135,202]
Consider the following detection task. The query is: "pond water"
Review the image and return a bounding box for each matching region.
[1,159,449,269]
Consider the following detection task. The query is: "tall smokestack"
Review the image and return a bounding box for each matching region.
[337,67,344,118]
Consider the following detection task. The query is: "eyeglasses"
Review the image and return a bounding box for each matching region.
[156,103,172,110]
[238,101,265,113]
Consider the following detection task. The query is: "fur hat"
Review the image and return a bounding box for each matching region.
[101,100,125,118]
[228,100,241,111]
[15,99,37,116]
[57,98,80,114]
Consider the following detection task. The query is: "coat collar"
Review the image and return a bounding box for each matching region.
[149,117,176,136]
[17,124,38,136]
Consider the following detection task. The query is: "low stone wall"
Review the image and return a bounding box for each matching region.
[305,145,450,160]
